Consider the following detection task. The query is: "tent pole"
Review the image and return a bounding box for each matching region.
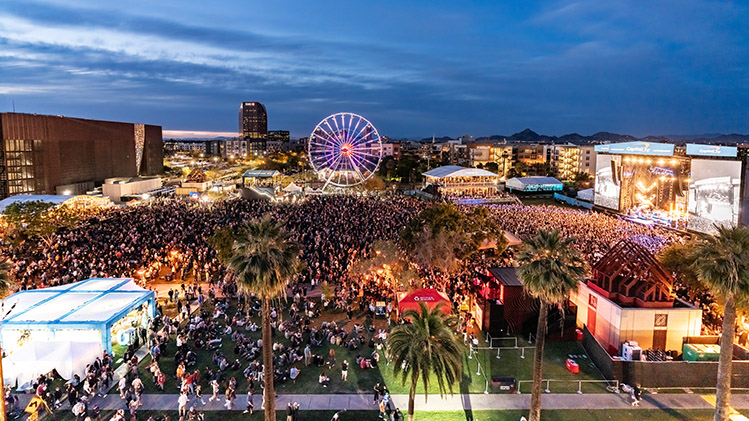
[0,342,6,421]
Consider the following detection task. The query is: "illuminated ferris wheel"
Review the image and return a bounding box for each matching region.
[308,112,383,188]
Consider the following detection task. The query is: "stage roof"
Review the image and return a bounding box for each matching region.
[423,165,499,179]
[1,278,154,326]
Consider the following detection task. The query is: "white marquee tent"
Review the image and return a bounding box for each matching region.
[0,278,155,389]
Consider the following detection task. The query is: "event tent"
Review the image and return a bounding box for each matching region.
[0,278,155,388]
[505,176,563,192]
[397,288,451,317]
[283,182,303,194]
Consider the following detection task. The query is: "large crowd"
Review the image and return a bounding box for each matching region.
[0,195,688,420]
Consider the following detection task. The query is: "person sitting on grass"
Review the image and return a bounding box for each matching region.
[289,366,300,383]
[319,371,330,388]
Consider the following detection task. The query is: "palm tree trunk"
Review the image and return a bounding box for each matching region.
[529,303,548,421]
[262,297,276,421]
[715,294,736,421]
[408,378,417,421]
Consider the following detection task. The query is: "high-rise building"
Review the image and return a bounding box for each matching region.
[238,102,267,155]
[0,113,163,198]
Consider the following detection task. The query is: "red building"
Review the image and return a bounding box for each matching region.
[0,113,163,198]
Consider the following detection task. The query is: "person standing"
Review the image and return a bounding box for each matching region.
[208,379,219,402]
[373,382,382,405]
[177,391,188,418]
[304,344,312,366]
[243,390,254,415]
[341,359,349,382]
[378,399,387,420]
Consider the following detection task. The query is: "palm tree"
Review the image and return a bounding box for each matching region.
[692,225,749,421]
[516,229,588,421]
[226,216,301,421]
[387,301,465,421]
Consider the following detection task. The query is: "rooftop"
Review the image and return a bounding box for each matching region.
[423,165,500,179]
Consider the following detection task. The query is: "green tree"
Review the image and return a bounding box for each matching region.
[658,241,705,300]
[2,201,78,247]
[485,162,499,172]
[351,240,417,298]
[400,204,506,266]
[692,226,749,421]
[388,302,465,421]
[226,216,302,421]
[208,226,240,264]
[516,230,588,421]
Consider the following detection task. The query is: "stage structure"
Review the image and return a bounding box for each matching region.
[594,141,744,234]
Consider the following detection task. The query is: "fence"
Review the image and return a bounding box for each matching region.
[581,325,749,388]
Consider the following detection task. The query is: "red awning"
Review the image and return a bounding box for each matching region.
[397,288,452,316]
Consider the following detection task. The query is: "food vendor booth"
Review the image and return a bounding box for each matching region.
[397,288,452,317]
[0,278,155,389]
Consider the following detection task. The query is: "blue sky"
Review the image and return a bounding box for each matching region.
[1,0,747,138]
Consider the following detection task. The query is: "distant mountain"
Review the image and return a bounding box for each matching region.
[419,136,455,142]
[507,128,557,143]
[417,130,749,145]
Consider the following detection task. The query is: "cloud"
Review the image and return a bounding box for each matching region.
[0,0,747,137]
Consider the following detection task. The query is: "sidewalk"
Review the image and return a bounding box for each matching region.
[22,391,749,412]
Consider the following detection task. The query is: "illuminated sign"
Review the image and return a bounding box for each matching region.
[686,143,737,158]
[594,142,674,156]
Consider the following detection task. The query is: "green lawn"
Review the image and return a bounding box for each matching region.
[54,409,724,421]
[134,297,604,397]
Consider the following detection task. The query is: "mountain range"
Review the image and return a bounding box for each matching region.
[419,129,749,145]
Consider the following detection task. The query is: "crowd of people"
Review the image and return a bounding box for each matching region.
[0,194,689,420]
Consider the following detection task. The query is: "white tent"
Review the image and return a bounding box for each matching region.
[0,278,156,389]
[283,182,303,193]
[577,188,594,202]
[3,341,101,390]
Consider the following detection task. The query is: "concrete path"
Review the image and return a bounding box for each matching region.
[20,391,749,412]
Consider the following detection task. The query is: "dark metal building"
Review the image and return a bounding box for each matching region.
[238,102,267,154]
[0,113,163,198]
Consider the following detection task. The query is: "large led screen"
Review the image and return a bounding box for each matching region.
[687,159,742,234]
[594,155,621,210]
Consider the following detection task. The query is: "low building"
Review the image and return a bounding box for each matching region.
[423,165,500,197]
[102,177,163,202]
[505,176,563,192]
[572,240,702,355]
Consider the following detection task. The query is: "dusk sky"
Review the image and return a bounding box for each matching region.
[1,0,747,139]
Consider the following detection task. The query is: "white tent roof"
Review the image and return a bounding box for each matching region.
[0,194,73,213]
[423,165,499,179]
[1,278,154,326]
[506,176,563,187]
[577,188,594,202]
[283,182,303,193]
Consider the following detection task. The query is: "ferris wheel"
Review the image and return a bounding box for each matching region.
[308,112,383,188]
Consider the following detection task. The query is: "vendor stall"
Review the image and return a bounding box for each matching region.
[397,288,451,317]
[0,278,155,388]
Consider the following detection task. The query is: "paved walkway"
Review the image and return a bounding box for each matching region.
[20,391,749,412]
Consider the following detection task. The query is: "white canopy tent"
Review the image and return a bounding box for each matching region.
[283,182,303,193]
[0,278,155,389]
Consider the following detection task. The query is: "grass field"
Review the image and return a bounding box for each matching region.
[135,297,605,397]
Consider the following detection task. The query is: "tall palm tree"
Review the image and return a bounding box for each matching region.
[692,225,749,421]
[226,216,301,421]
[516,229,587,421]
[388,301,464,421]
